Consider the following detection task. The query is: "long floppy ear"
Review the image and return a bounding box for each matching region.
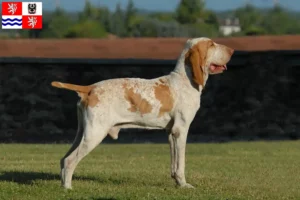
[185,48,204,86]
[185,41,211,86]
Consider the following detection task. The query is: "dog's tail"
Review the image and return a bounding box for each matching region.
[51,81,95,103]
[51,81,93,93]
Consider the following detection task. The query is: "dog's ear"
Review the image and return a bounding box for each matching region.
[185,40,211,86]
[185,48,203,86]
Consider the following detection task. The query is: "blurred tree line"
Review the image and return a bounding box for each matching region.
[230,4,300,36]
[2,0,300,38]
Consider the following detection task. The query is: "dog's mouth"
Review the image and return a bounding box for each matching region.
[209,63,227,74]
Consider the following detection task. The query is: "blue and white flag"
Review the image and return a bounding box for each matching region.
[2,16,22,29]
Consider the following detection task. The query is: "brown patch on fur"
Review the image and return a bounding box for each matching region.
[184,40,213,86]
[87,88,104,107]
[77,87,101,108]
[123,85,152,115]
[87,92,99,107]
[154,82,174,117]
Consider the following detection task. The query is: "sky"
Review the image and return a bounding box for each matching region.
[3,0,300,12]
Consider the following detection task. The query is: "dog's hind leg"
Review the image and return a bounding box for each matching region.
[60,102,84,187]
[61,110,110,189]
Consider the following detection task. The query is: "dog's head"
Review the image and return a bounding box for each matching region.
[184,37,234,86]
[28,3,36,14]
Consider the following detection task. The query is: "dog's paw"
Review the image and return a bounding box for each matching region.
[62,184,72,190]
[179,183,195,189]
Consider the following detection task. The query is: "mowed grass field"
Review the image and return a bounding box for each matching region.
[0,141,300,200]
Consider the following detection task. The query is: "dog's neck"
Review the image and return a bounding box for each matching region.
[171,51,209,91]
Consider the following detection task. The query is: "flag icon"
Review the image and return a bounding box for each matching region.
[2,16,22,29]
[1,2,42,30]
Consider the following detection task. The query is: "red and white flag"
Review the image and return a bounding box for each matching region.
[2,2,42,29]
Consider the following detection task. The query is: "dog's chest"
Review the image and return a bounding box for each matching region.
[173,83,201,111]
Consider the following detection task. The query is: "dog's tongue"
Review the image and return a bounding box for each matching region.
[210,64,227,73]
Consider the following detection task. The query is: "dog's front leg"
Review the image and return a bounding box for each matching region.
[171,125,195,189]
[168,133,177,179]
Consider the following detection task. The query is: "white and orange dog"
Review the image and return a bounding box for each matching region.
[51,37,234,189]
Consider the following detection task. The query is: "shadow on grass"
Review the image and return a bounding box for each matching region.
[0,171,120,200]
[0,171,123,187]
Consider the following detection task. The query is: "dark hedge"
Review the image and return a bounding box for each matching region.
[1,51,300,143]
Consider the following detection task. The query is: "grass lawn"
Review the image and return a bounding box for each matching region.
[0,141,300,200]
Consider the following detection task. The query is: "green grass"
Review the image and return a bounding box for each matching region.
[0,141,300,200]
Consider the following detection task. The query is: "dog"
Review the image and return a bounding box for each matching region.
[51,37,234,189]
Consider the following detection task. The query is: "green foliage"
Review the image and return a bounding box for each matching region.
[185,23,220,37]
[9,1,300,39]
[149,12,175,22]
[124,0,138,36]
[203,10,219,28]
[132,18,159,37]
[262,6,300,35]
[65,20,107,38]
[175,0,205,24]
[132,18,183,37]
[233,4,300,36]
[172,0,219,37]
[97,7,111,33]
[244,25,266,36]
[40,8,73,38]
[234,5,264,31]
[79,0,98,21]
[110,3,127,37]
